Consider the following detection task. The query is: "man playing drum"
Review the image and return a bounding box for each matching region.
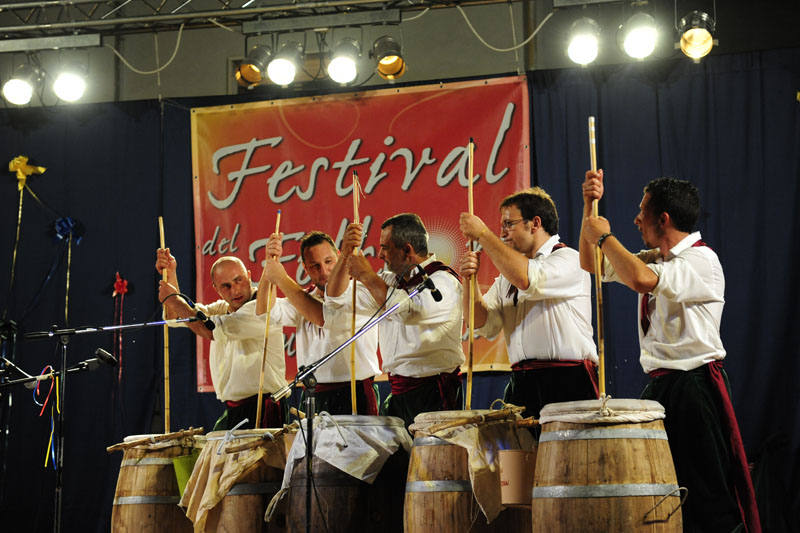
[258,230,381,415]
[580,170,760,532]
[327,213,465,428]
[156,251,286,430]
[459,187,598,420]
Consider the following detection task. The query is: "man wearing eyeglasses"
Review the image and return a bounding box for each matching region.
[258,230,381,415]
[459,187,598,420]
[327,213,465,428]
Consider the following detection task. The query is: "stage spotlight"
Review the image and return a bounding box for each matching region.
[567,18,600,66]
[267,41,304,86]
[328,38,360,85]
[2,64,41,106]
[678,10,715,60]
[371,36,405,81]
[53,63,87,102]
[235,45,273,88]
[620,12,657,59]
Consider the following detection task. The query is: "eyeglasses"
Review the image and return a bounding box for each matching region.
[500,219,528,230]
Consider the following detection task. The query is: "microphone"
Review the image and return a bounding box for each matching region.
[416,265,443,302]
[181,295,216,331]
[194,308,216,331]
[95,348,117,367]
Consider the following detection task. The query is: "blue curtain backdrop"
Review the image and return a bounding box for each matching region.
[0,47,797,531]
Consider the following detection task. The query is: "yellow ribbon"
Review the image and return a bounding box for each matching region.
[9,155,46,191]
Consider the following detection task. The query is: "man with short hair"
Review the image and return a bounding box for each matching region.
[327,213,464,427]
[259,230,380,415]
[459,186,598,420]
[580,170,760,533]
[156,250,286,430]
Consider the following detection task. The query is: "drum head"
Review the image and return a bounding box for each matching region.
[540,398,665,417]
[412,410,495,425]
[306,414,406,428]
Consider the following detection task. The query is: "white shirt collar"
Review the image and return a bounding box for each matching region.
[534,234,561,258]
[665,231,702,260]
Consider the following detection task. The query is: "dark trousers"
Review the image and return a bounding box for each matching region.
[642,366,744,533]
[212,395,286,431]
[300,381,379,416]
[381,377,462,428]
[503,364,598,420]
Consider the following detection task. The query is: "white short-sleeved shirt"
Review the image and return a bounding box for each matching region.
[270,284,380,383]
[326,255,465,378]
[477,234,597,364]
[603,231,726,373]
[191,298,286,402]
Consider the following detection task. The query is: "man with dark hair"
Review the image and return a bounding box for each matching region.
[259,230,380,415]
[327,213,465,427]
[156,251,286,430]
[459,187,598,420]
[580,170,760,533]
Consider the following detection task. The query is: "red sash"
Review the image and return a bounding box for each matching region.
[707,361,761,533]
[397,261,461,291]
[511,358,599,398]
[388,369,461,410]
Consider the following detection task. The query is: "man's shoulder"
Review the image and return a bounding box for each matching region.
[200,299,229,315]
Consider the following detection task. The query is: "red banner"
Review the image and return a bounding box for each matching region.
[190,75,529,392]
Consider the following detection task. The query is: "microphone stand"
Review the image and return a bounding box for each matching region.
[22,315,204,533]
[0,319,18,508]
[271,281,433,533]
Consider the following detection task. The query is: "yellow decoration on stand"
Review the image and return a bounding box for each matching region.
[9,155,46,190]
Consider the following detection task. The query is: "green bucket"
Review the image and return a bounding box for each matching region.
[172,448,201,498]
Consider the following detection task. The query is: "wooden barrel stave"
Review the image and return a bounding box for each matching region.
[533,419,682,532]
[112,439,194,532]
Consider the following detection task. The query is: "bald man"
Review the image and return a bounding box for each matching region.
[156,250,286,430]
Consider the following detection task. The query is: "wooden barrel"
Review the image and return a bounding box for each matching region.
[532,399,683,532]
[202,429,294,532]
[111,433,200,532]
[404,410,533,533]
[404,435,532,532]
[287,415,409,532]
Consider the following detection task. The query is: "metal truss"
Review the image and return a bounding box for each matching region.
[0,0,512,40]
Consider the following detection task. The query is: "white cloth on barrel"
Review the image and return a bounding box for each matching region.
[279,415,412,491]
[408,410,536,524]
[180,429,292,531]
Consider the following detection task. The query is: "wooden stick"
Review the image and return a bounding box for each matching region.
[466,137,475,410]
[588,116,606,397]
[224,424,298,453]
[158,216,170,434]
[350,171,360,415]
[256,210,281,429]
[515,417,540,428]
[106,426,204,453]
[420,407,519,435]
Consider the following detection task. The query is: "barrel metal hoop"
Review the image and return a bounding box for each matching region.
[292,476,363,488]
[227,481,282,496]
[539,428,668,442]
[412,436,450,447]
[121,457,176,466]
[113,495,181,505]
[532,483,681,499]
[406,480,472,493]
